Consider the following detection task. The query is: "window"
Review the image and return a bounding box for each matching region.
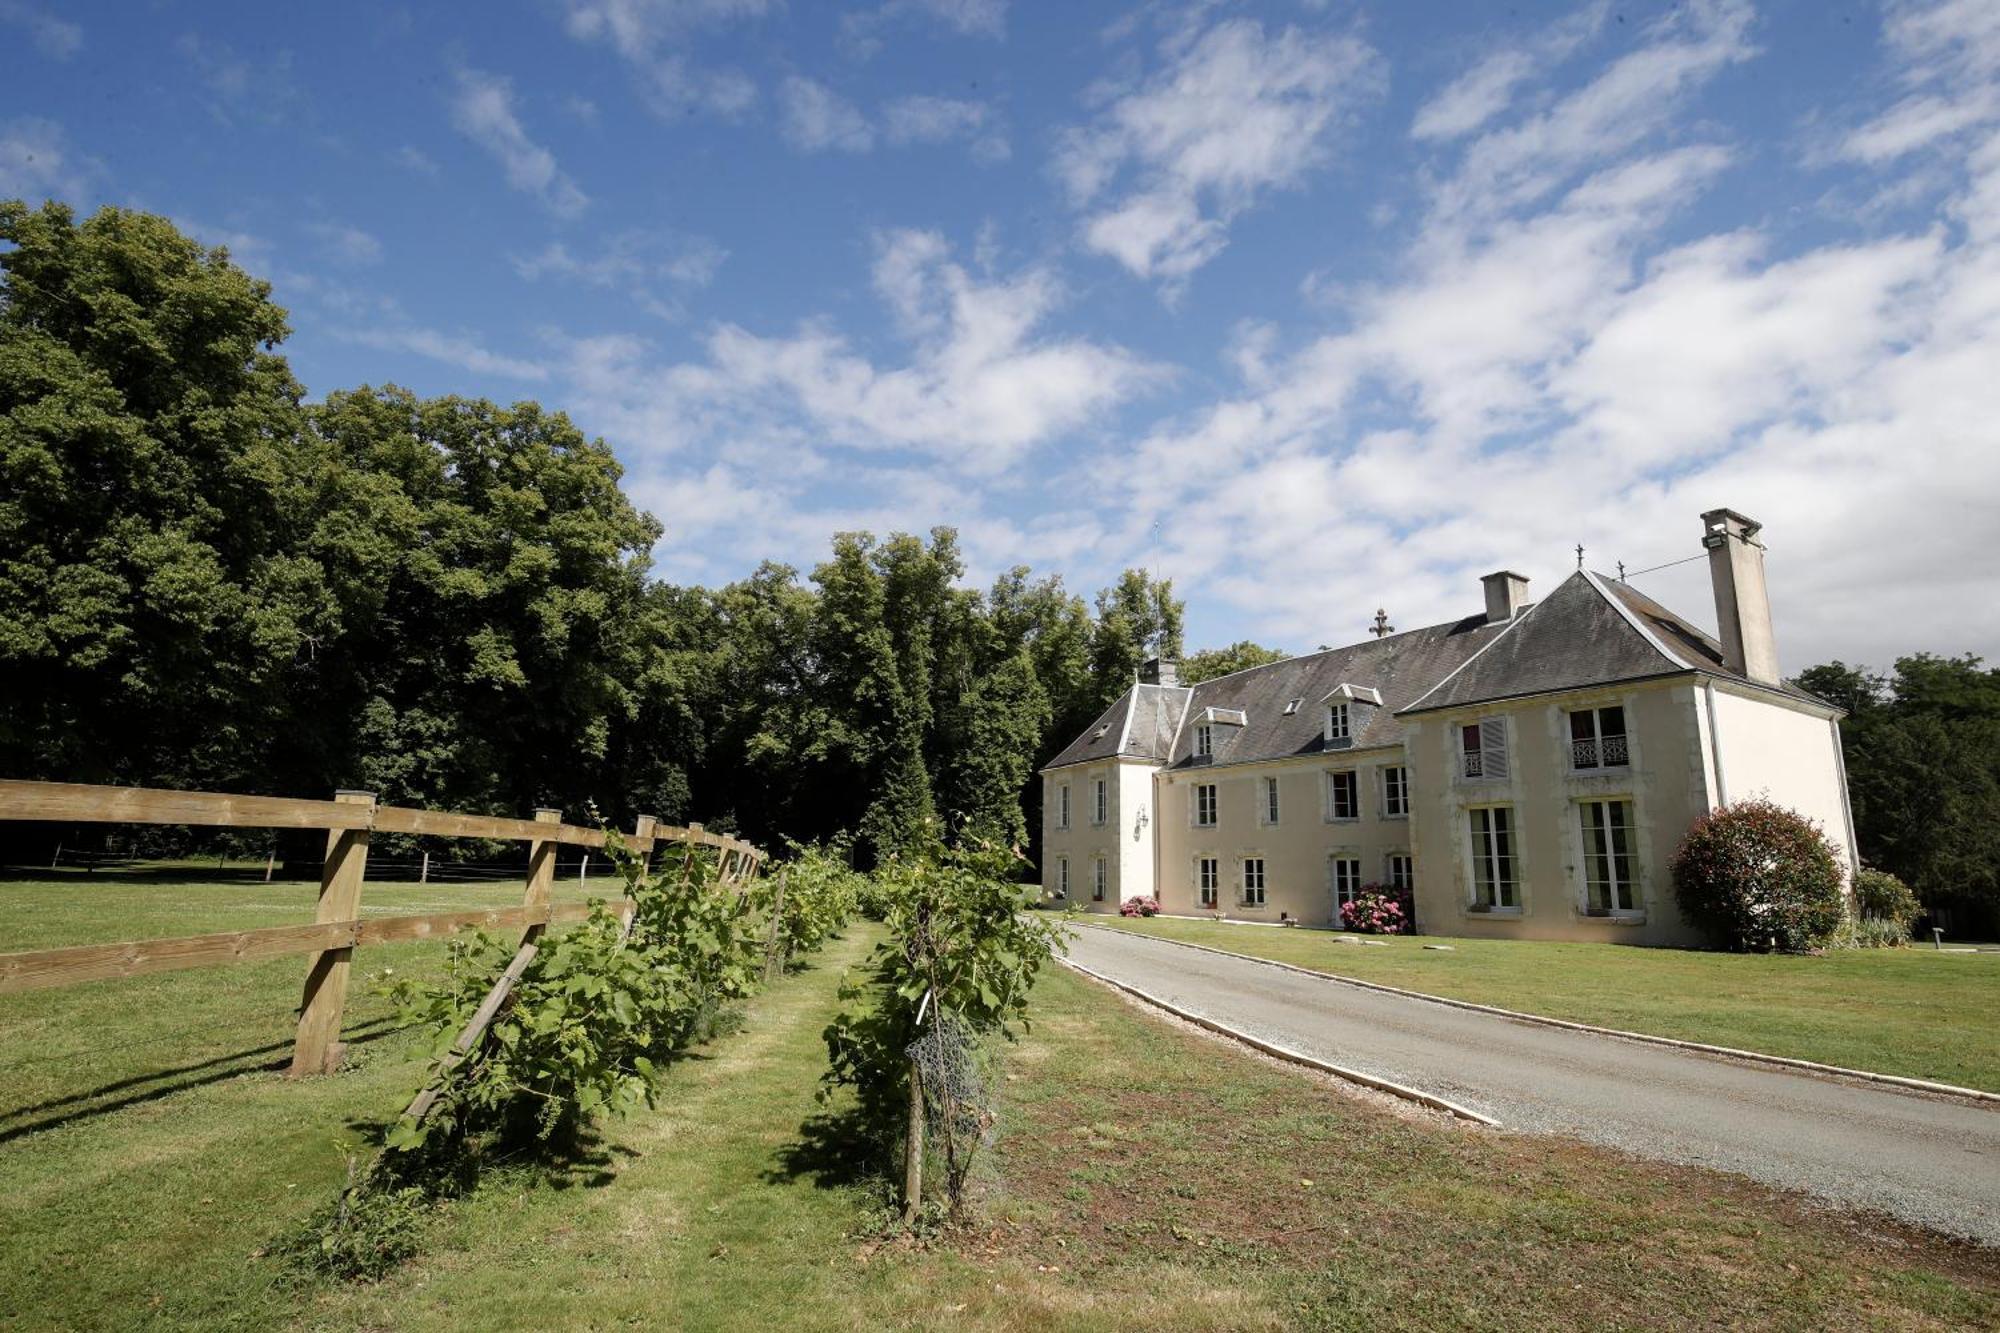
[1241,857,1266,906]
[1325,702,1351,744]
[1580,798,1639,913]
[1262,775,1281,825]
[1283,698,1302,715]
[1381,765,1409,818]
[1468,806,1518,909]
[1194,723,1214,758]
[1198,856,1219,908]
[1092,777,1108,826]
[1459,718,1510,780]
[1330,856,1363,910]
[1055,856,1069,898]
[1193,783,1218,827]
[1387,854,1414,893]
[1092,857,1107,902]
[1326,770,1359,821]
[1056,784,1070,830]
[1569,706,1630,771]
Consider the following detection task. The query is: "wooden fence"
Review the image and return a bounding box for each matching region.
[0,780,764,1076]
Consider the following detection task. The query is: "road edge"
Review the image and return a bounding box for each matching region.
[1073,922,2000,1107]
[1060,955,1501,1127]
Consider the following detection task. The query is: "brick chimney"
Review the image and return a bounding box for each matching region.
[1701,508,1780,686]
[1481,571,1530,623]
[1139,657,1179,687]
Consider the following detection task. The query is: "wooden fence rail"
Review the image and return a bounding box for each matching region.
[0,779,763,1076]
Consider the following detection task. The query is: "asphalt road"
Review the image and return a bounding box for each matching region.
[1063,925,2000,1245]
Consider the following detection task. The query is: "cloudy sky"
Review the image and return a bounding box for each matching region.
[5,0,1997,672]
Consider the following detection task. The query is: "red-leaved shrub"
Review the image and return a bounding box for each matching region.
[1671,799,1844,953]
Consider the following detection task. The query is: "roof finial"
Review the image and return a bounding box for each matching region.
[1617,560,1626,582]
[1368,608,1394,639]
[1576,542,1585,571]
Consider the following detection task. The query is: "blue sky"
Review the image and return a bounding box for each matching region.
[5,0,1998,670]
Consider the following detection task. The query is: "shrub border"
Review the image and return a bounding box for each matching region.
[1074,922,2000,1106]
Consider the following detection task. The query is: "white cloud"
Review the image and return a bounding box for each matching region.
[305,220,384,266]
[1087,0,2000,669]
[392,145,439,176]
[514,229,726,318]
[175,34,301,126]
[1424,0,1755,234]
[779,78,875,153]
[0,118,94,204]
[0,1,80,59]
[556,0,766,117]
[1410,3,1606,142]
[1056,16,1383,287]
[342,325,549,381]
[448,68,589,218]
[553,227,1161,547]
[882,95,1009,161]
[1840,0,2000,163]
[841,0,1006,58]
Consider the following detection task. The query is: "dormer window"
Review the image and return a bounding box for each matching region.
[1318,684,1380,750]
[1190,707,1246,762]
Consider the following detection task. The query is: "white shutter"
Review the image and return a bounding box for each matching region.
[1481,716,1510,780]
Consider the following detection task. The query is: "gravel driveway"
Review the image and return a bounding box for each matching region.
[1064,925,2000,1245]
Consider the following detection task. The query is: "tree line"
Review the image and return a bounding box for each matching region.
[1796,657,2000,932]
[0,201,1185,867]
[6,201,1988,920]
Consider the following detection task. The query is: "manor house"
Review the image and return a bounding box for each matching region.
[1039,509,1857,946]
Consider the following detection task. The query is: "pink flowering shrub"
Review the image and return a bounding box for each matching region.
[1340,883,1410,934]
[1120,895,1160,918]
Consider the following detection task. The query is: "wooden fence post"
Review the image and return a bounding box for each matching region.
[420,850,429,884]
[289,789,375,1077]
[521,808,561,945]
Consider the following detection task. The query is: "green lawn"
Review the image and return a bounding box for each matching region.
[1089,915,2000,1091]
[1,875,1995,1329]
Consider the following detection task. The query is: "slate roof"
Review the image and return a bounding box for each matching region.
[1042,682,1191,770]
[1042,569,1831,774]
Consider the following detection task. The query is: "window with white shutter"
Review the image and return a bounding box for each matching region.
[1459,718,1509,780]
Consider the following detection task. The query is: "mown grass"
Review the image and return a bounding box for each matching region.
[1088,914,2000,1091]
[1,874,1995,1330]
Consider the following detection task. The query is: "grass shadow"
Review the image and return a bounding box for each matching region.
[0,1016,408,1144]
[763,1104,891,1191]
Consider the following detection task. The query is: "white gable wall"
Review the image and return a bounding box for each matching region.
[1705,684,1857,880]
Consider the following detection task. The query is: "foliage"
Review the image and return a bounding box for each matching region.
[1671,799,1846,953]
[1120,894,1160,917]
[1340,885,1409,934]
[284,838,782,1279]
[1831,914,1911,949]
[1853,867,1920,927]
[1799,654,2000,932]
[771,838,864,962]
[1179,640,1289,685]
[821,841,1069,1218]
[269,1156,437,1283]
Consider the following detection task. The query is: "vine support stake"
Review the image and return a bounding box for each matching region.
[903,1058,925,1224]
[763,869,789,983]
